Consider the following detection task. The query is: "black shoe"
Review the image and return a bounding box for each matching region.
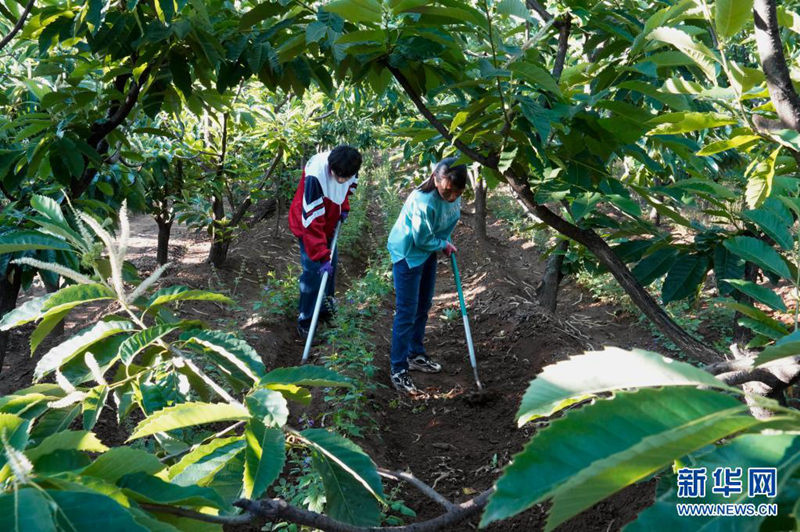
[390,370,417,393]
[297,324,322,345]
[408,353,442,373]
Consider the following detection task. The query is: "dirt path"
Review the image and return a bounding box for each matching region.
[1,203,659,530]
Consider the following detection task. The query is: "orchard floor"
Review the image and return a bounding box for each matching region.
[1,194,683,530]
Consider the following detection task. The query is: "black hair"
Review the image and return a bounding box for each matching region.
[418,157,468,193]
[328,145,362,178]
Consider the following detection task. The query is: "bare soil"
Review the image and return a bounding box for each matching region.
[1,199,665,530]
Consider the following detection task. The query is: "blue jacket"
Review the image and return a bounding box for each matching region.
[388,189,461,268]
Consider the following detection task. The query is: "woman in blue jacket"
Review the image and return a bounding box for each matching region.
[387,157,467,393]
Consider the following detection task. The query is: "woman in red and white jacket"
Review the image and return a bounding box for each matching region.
[288,145,361,340]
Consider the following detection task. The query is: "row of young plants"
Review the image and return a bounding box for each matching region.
[0,196,396,530]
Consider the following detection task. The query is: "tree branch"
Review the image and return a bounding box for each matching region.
[525,0,553,22]
[552,15,571,80]
[753,0,800,131]
[0,0,35,53]
[378,468,457,511]
[229,147,284,227]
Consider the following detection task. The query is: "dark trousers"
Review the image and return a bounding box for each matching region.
[297,239,337,327]
[390,253,437,374]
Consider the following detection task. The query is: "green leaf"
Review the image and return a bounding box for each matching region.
[482,388,763,529]
[31,194,68,226]
[48,490,148,531]
[31,309,70,354]
[646,26,719,81]
[119,472,225,508]
[715,0,753,39]
[746,147,780,208]
[713,244,745,296]
[181,329,265,381]
[146,286,234,311]
[242,420,285,499]
[632,248,679,285]
[82,385,108,430]
[630,432,800,531]
[246,387,288,427]
[323,0,382,24]
[26,430,108,462]
[0,414,30,470]
[119,325,177,365]
[265,383,312,404]
[722,301,789,336]
[696,134,760,155]
[302,428,384,526]
[723,236,793,280]
[260,366,353,388]
[647,112,735,135]
[724,279,787,311]
[0,488,56,531]
[35,319,136,380]
[755,330,800,365]
[496,0,528,19]
[516,347,732,425]
[240,2,284,29]
[41,283,116,315]
[0,295,47,331]
[0,230,71,253]
[168,436,245,486]
[509,63,561,96]
[128,402,250,441]
[81,447,165,483]
[743,208,794,251]
[498,147,518,174]
[661,253,709,304]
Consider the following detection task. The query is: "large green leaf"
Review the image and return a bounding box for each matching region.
[516,347,731,425]
[81,447,165,482]
[0,230,71,253]
[119,472,226,508]
[646,27,719,81]
[323,0,382,24]
[128,402,250,440]
[629,432,800,531]
[48,490,147,531]
[661,253,709,303]
[41,283,116,315]
[696,134,760,155]
[302,428,384,526]
[743,208,794,251]
[34,319,136,380]
[260,365,353,388]
[715,0,753,39]
[168,436,245,486]
[181,330,265,381]
[723,301,790,337]
[145,286,234,312]
[509,63,561,96]
[723,236,793,280]
[242,420,285,499]
[246,387,288,427]
[0,413,30,470]
[119,325,177,365]
[754,330,800,366]
[26,430,108,462]
[0,488,56,531]
[746,147,780,208]
[482,388,764,529]
[632,248,679,285]
[724,279,787,311]
[0,295,47,331]
[30,308,70,354]
[647,112,735,135]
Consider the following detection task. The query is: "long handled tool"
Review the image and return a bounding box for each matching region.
[301,221,341,364]
[450,252,483,391]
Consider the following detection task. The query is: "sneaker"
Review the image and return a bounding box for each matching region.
[408,353,442,373]
[297,324,322,345]
[390,370,417,393]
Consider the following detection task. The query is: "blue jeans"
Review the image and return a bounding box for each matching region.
[298,239,337,327]
[390,254,437,374]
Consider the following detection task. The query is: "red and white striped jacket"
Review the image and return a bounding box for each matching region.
[288,153,357,262]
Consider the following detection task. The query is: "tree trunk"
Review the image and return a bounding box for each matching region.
[0,265,22,374]
[208,194,230,268]
[156,217,173,265]
[474,171,487,241]
[538,239,568,313]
